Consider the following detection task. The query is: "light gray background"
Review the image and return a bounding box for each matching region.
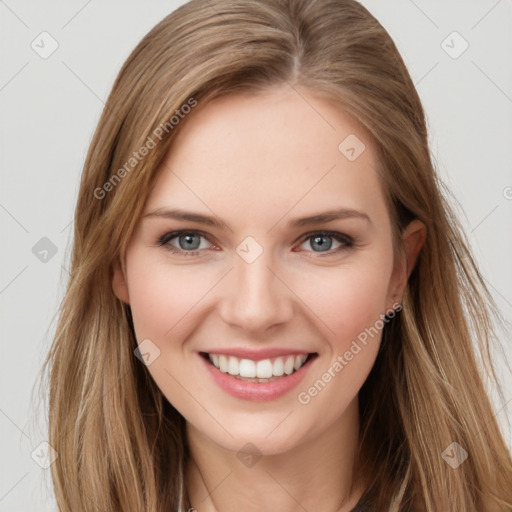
[1,1,511,510]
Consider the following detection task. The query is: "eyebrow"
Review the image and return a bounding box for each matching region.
[143,207,371,230]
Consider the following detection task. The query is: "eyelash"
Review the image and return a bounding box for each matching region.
[156,229,354,257]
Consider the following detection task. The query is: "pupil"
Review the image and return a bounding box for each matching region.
[180,234,200,250]
[312,235,331,252]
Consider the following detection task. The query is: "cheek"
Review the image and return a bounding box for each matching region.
[293,259,392,350]
[293,262,391,424]
[127,256,212,340]
[126,258,214,409]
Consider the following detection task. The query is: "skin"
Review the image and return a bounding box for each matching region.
[113,84,426,512]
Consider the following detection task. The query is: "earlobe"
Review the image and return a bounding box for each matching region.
[112,260,130,304]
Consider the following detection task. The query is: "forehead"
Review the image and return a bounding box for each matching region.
[145,86,387,228]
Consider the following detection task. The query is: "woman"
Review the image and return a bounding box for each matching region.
[43,0,512,510]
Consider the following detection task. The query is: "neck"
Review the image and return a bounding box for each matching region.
[184,397,364,512]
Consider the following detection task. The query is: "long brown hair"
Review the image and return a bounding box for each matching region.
[41,0,512,510]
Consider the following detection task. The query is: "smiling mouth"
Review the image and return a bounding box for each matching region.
[199,351,318,383]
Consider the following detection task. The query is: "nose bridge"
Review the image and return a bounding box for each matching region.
[219,242,293,332]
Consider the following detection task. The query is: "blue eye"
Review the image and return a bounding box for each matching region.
[158,230,211,255]
[298,231,353,255]
[157,230,354,257]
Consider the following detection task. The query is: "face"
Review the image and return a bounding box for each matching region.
[113,85,423,456]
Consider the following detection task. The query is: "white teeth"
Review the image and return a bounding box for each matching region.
[284,356,295,375]
[239,358,256,378]
[218,355,228,373]
[228,356,239,376]
[210,353,219,367]
[207,353,309,378]
[256,359,273,378]
[273,357,284,376]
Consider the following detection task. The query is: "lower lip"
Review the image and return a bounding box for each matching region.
[198,352,317,401]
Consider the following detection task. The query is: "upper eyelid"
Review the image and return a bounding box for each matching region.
[158,230,218,253]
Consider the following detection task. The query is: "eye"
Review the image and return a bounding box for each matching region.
[156,229,354,257]
[296,231,354,256]
[157,230,214,255]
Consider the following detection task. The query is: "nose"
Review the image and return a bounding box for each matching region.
[218,248,294,334]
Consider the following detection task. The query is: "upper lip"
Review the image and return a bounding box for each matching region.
[199,348,317,360]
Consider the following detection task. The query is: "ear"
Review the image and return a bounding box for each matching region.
[112,259,130,304]
[386,219,426,310]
